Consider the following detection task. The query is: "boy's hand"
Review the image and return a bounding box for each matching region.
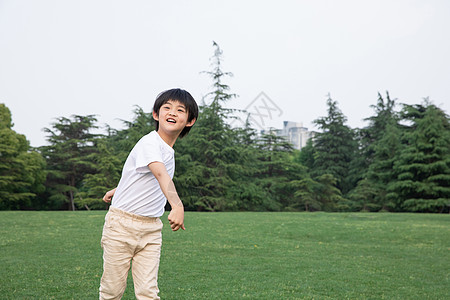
[103,188,116,203]
[168,207,185,231]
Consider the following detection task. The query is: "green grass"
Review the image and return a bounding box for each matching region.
[1,211,449,299]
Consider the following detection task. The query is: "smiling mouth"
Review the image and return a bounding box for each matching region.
[167,118,176,123]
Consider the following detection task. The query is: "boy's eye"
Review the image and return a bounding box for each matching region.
[178,109,185,113]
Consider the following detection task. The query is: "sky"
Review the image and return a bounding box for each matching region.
[0,0,449,147]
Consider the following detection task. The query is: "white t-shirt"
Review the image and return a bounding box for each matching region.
[111,131,175,217]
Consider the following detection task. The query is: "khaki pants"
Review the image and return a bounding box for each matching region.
[99,207,163,300]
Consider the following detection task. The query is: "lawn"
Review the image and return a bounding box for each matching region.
[0,211,448,299]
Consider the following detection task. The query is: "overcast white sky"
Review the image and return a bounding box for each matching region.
[1,0,449,147]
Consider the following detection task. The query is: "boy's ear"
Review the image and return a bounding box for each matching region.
[186,118,196,128]
[152,111,159,121]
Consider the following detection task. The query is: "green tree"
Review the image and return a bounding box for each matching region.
[347,178,379,211]
[290,177,321,211]
[75,139,122,210]
[312,95,357,194]
[0,104,46,209]
[223,120,270,211]
[349,92,400,211]
[255,131,308,211]
[73,106,155,210]
[361,92,398,163]
[106,106,156,165]
[294,138,315,170]
[174,42,239,211]
[314,174,346,211]
[40,115,99,210]
[175,42,294,212]
[390,101,450,212]
[367,119,403,211]
[291,173,344,212]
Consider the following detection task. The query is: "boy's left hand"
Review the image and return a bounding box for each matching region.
[168,207,185,231]
[103,188,116,203]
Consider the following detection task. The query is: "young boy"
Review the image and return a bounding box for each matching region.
[99,88,198,300]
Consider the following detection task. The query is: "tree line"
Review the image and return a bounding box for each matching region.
[1,43,449,213]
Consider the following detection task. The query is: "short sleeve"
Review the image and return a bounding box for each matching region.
[134,135,164,173]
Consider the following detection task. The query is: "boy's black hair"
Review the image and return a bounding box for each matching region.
[153,88,199,138]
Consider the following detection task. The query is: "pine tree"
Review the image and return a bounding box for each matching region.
[224,121,270,211]
[0,104,46,209]
[361,92,397,163]
[107,106,156,164]
[175,41,295,211]
[294,138,315,170]
[256,131,307,211]
[174,42,239,211]
[75,139,122,210]
[390,101,450,212]
[291,173,344,212]
[347,178,379,211]
[368,120,402,210]
[73,106,155,210]
[350,92,400,211]
[290,177,321,212]
[312,95,357,194]
[40,115,99,210]
[349,120,403,212]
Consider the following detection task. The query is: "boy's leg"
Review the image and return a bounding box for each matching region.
[99,210,135,300]
[132,219,163,300]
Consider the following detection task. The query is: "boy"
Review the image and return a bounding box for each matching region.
[99,88,198,300]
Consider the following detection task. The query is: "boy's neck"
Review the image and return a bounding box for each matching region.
[156,130,179,147]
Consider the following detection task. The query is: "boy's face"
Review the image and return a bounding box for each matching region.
[153,99,196,135]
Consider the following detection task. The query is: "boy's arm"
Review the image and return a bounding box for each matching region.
[148,162,185,231]
[103,188,117,203]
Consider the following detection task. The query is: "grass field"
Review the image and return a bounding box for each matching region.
[0,211,449,299]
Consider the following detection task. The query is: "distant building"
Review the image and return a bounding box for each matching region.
[262,121,315,150]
